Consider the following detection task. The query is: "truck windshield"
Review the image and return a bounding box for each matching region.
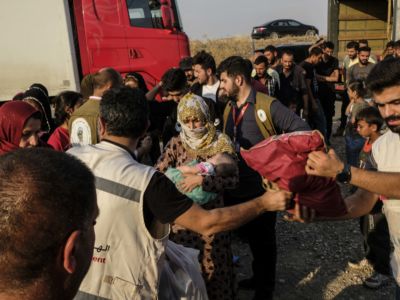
[170,0,183,31]
[126,0,162,28]
[126,0,182,30]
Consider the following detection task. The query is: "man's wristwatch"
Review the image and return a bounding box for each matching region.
[336,163,352,183]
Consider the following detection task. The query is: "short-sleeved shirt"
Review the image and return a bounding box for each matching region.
[299,60,318,98]
[347,63,375,83]
[144,171,193,224]
[315,56,339,95]
[359,139,375,170]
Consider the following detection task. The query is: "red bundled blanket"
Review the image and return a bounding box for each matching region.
[240,130,347,217]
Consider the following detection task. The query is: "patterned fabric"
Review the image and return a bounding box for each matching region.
[177,93,235,158]
[156,136,238,300]
[265,76,278,97]
[254,74,278,97]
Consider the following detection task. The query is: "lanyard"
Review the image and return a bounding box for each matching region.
[232,103,249,143]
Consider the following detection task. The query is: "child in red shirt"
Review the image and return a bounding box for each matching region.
[48,91,83,151]
[352,106,391,289]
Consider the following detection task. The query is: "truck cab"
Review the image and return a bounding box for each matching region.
[73,0,190,89]
[0,0,190,100]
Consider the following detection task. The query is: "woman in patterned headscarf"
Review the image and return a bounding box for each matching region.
[156,93,238,300]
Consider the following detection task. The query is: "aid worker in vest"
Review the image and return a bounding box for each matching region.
[69,87,293,300]
[69,68,123,146]
[218,56,310,300]
[304,58,400,298]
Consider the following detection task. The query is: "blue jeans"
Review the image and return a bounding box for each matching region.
[345,134,365,167]
[383,200,400,291]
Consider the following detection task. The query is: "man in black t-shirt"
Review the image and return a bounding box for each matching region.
[315,41,339,144]
[70,87,293,299]
[299,47,327,137]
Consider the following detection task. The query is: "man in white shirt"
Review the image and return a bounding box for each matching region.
[191,50,220,102]
[304,58,400,298]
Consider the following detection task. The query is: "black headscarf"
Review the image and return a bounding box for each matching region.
[125,72,149,93]
[23,86,55,137]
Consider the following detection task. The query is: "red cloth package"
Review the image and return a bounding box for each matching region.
[240,131,347,217]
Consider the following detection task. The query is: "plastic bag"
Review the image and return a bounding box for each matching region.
[158,240,208,300]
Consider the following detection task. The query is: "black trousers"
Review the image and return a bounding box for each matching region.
[225,178,277,296]
[238,211,277,295]
[318,89,336,142]
[360,201,392,276]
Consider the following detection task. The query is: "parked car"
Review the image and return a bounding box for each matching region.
[251,19,318,39]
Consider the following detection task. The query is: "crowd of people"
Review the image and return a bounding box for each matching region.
[1,37,400,300]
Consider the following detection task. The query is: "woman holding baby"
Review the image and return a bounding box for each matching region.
[156,93,238,299]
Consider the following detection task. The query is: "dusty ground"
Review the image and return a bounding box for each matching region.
[233,110,395,300]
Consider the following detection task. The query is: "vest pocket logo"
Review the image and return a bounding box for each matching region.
[257,109,267,122]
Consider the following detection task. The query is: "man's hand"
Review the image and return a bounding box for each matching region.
[259,189,292,211]
[302,109,309,121]
[305,149,344,178]
[178,174,203,193]
[284,203,316,223]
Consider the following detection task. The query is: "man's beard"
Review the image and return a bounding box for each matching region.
[226,84,240,102]
[257,71,267,78]
[359,59,369,66]
[385,115,400,134]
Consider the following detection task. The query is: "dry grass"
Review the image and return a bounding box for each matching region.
[190,35,322,64]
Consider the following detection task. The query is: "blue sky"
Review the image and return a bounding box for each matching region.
[176,0,328,40]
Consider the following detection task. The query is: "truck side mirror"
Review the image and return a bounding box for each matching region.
[160,0,173,29]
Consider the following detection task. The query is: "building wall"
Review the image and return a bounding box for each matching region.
[329,0,391,60]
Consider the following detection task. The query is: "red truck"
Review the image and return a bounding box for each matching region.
[0,0,190,100]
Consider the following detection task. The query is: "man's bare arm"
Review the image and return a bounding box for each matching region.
[306,149,400,199]
[351,167,400,199]
[174,190,291,236]
[290,188,378,222]
[343,188,378,219]
[316,69,339,82]
[305,78,318,111]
